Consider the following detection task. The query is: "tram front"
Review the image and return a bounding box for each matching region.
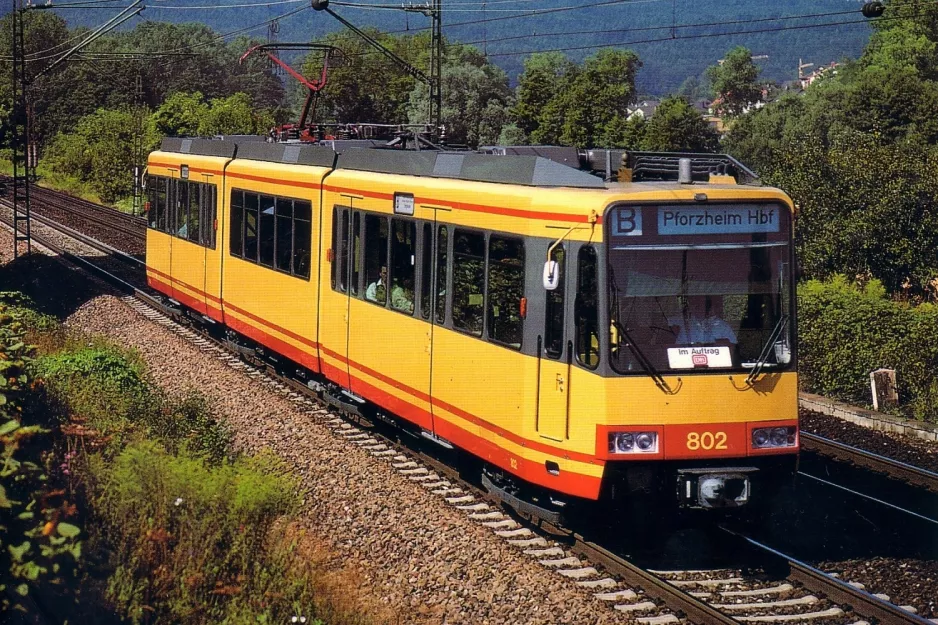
[601,199,798,510]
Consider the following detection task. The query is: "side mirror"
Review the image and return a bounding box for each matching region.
[543,260,560,291]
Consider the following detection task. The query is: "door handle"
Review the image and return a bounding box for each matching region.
[425,331,432,354]
[556,374,564,392]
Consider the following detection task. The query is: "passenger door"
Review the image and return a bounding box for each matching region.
[347,212,433,430]
[537,245,569,441]
[169,180,210,314]
[331,207,353,388]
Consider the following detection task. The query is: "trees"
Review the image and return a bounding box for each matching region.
[301,29,424,125]
[407,44,512,147]
[512,52,575,139]
[706,46,762,117]
[45,108,146,203]
[516,48,641,148]
[640,97,719,153]
[722,4,938,295]
[150,92,209,138]
[199,93,274,136]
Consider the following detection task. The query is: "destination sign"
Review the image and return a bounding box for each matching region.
[658,206,779,235]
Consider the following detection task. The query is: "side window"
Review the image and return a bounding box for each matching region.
[544,246,565,358]
[435,225,448,324]
[452,229,485,336]
[156,177,167,232]
[230,190,244,258]
[275,197,293,273]
[575,246,600,369]
[390,218,416,315]
[244,192,259,262]
[364,214,389,305]
[331,207,338,289]
[259,195,275,268]
[294,200,311,279]
[146,176,158,229]
[187,182,200,244]
[420,223,432,320]
[208,186,217,249]
[337,209,349,292]
[350,212,361,296]
[487,236,524,349]
[175,181,188,239]
[200,185,214,248]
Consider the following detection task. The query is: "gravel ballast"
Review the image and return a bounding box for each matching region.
[1,232,630,625]
[801,408,938,474]
[821,557,938,619]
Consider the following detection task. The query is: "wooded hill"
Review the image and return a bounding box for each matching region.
[55,0,871,94]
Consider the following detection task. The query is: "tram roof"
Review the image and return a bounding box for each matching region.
[157,137,758,189]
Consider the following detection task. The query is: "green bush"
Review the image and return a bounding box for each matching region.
[32,342,151,443]
[90,442,307,624]
[798,275,938,420]
[32,343,231,461]
[0,294,82,618]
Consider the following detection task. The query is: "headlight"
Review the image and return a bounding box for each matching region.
[608,431,657,454]
[636,433,655,451]
[752,426,797,449]
[752,428,769,447]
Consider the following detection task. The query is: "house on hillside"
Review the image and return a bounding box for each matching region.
[627,99,661,120]
[800,62,840,89]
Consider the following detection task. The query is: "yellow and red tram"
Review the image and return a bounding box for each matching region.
[146,140,798,513]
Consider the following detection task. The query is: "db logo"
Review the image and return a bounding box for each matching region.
[692,354,708,366]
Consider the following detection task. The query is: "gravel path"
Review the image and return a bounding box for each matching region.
[0,230,630,625]
[801,408,938,473]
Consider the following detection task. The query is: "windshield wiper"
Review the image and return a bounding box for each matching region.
[608,262,675,394]
[613,319,675,394]
[744,314,790,385]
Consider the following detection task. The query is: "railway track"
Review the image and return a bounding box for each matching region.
[5,209,937,625]
[635,526,934,624]
[802,432,938,495]
[0,175,145,255]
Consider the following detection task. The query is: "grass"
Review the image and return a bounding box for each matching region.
[13,300,396,625]
[0,157,134,212]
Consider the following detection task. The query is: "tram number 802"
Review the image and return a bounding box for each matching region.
[686,431,728,451]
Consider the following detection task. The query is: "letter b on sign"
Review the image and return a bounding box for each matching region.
[613,207,642,236]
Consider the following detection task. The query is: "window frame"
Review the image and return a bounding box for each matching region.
[544,245,566,359]
[486,234,525,351]
[389,216,417,316]
[228,187,312,280]
[574,244,601,370]
[451,227,487,338]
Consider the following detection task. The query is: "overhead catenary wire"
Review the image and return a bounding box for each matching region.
[145,0,306,9]
[457,7,873,47]
[483,16,884,58]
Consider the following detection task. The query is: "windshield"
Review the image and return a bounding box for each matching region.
[607,203,794,374]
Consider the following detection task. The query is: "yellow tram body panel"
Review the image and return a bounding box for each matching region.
[219,159,329,372]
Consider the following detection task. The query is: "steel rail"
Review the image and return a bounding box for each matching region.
[0,174,147,234]
[570,536,741,625]
[0,206,147,297]
[29,192,146,242]
[721,527,932,625]
[801,431,938,494]
[0,199,145,270]
[3,208,746,625]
